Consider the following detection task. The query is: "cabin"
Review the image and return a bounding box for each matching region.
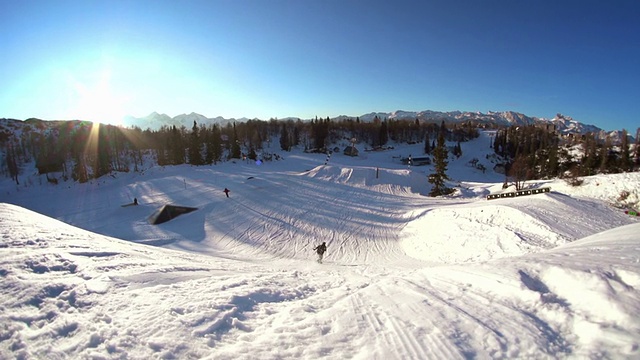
[401,156,431,166]
[343,146,359,156]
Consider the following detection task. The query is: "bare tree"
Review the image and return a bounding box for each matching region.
[507,155,532,190]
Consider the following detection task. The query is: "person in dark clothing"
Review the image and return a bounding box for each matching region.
[133,198,138,205]
[313,242,327,263]
[223,188,230,198]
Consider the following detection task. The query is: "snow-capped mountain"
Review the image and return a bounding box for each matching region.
[547,113,635,143]
[3,109,633,143]
[122,112,172,130]
[548,113,601,135]
[358,110,538,127]
[90,109,607,136]
[348,110,633,142]
[121,112,237,130]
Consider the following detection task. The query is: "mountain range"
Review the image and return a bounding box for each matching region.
[121,110,629,142]
[1,109,632,143]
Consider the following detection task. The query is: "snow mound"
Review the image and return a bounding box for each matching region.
[401,204,571,264]
[303,165,429,195]
[551,172,640,210]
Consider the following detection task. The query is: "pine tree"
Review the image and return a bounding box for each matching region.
[453,141,462,158]
[248,148,257,161]
[378,121,388,146]
[599,135,613,173]
[109,125,124,172]
[428,122,453,196]
[546,140,559,178]
[94,123,112,178]
[280,124,290,151]
[189,121,204,165]
[5,143,19,185]
[35,132,64,174]
[203,126,213,165]
[230,123,241,159]
[72,152,88,183]
[156,140,168,166]
[212,124,223,164]
[293,123,301,147]
[582,133,598,176]
[424,134,431,154]
[310,117,330,150]
[619,129,630,172]
[168,125,185,165]
[634,127,640,169]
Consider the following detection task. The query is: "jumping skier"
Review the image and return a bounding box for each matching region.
[313,242,327,263]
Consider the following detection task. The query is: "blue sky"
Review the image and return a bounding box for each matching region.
[1,0,638,131]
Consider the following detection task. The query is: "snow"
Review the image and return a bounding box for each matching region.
[1,131,639,359]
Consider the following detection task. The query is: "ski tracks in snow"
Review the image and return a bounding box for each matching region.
[347,289,433,360]
[308,261,577,359]
[203,169,416,265]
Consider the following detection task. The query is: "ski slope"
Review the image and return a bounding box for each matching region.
[1,131,639,359]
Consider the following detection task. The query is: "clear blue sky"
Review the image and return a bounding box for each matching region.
[1,0,638,131]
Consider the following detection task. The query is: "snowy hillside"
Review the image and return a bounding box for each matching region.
[1,131,639,359]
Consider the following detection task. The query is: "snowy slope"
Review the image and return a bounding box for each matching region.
[1,206,639,359]
[1,131,639,359]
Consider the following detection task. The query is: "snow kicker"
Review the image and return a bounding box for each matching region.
[487,187,551,200]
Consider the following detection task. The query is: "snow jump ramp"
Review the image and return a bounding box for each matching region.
[148,205,198,225]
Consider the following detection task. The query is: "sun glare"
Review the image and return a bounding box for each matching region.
[70,69,128,126]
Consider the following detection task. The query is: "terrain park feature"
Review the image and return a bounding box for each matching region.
[487,187,551,200]
[148,205,198,225]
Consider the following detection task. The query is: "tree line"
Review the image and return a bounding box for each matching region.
[1,117,636,194]
[1,117,480,185]
[493,125,640,189]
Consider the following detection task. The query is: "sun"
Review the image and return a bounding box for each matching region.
[70,69,128,126]
[77,91,126,126]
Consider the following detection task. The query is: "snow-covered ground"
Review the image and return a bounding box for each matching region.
[1,131,639,359]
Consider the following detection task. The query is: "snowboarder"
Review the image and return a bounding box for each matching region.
[223,188,230,198]
[313,242,327,263]
[133,198,138,205]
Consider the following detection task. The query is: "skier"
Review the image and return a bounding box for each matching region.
[313,242,327,263]
[223,188,230,198]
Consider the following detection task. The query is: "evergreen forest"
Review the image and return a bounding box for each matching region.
[1,117,638,191]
